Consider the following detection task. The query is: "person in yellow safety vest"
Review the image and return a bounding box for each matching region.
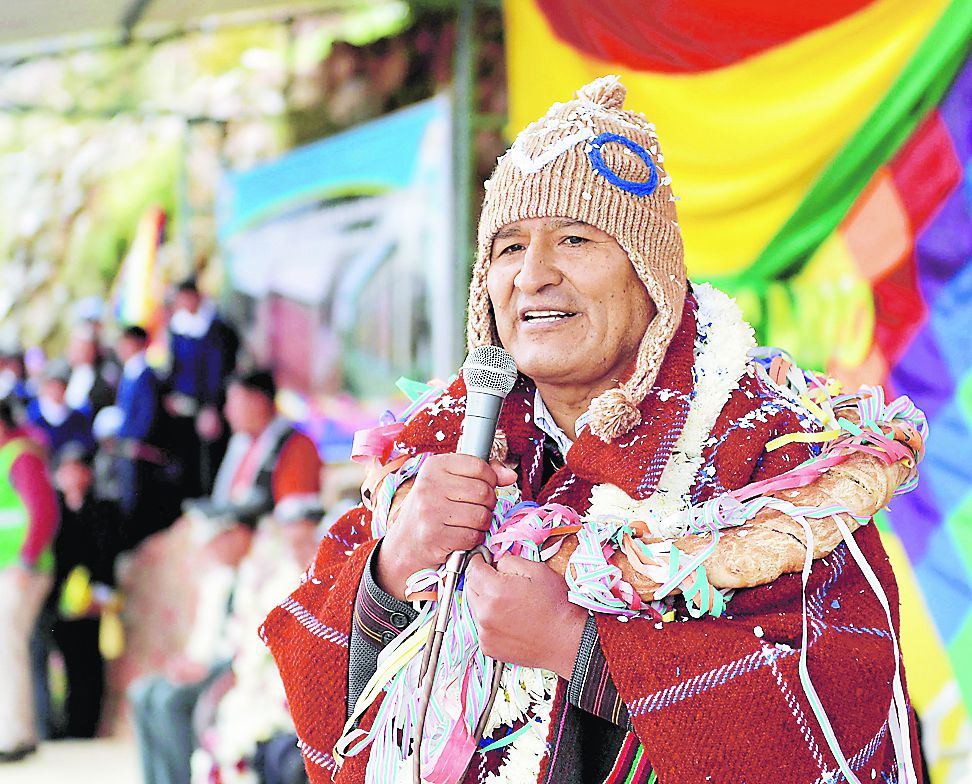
[0,397,59,763]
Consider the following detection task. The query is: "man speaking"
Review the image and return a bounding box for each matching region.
[263,77,922,784]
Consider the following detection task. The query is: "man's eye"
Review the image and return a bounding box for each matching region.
[564,235,588,246]
[497,243,524,256]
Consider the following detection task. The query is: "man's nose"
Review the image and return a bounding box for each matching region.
[513,243,561,293]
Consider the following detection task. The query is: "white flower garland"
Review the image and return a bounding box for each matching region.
[585,283,755,537]
[481,669,558,784]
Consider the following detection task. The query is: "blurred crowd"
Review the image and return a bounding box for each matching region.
[0,279,338,784]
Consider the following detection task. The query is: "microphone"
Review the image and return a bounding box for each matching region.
[457,345,518,460]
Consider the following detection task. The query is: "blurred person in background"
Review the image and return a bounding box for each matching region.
[24,356,96,741]
[48,441,122,739]
[191,504,325,784]
[164,279,239,497]
[95,325,170,549]
[129,513,257,784]
[130,368,321,784]
[64,321,118,418]
[0,348,33,410]
[188,370,322,532]
[0,397,59,763]
[26,359,96,456]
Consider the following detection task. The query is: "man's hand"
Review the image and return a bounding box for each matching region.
[464,554,587,680]
[375,454,517,600]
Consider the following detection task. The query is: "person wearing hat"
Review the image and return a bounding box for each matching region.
[26,359,96,457]
[262,78,918,784]
[129,508,258,784]
[191,501,328,784]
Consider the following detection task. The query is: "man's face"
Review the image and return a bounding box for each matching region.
[41,378,67,405]
[116,336,142,363]
[224,383,272,436]
[486,217,655,391]
[173,290,201,316]
[55,459,93,498]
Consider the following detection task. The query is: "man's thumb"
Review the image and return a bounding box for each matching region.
[489,460,518,487]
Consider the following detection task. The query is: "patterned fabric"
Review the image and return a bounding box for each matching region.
[600,732,654,784]
[600,529,916,783]
[347,547,418,717]
[262,290,916,784]
[568,614,631,729]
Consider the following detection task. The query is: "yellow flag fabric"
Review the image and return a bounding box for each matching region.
[504,0,949,278]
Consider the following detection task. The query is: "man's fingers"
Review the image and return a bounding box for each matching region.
[436,453,516,488]
[494,553,541,578]
[440,454,500,484]
[488,459,518,487]
[463,554,495,597]
[439,526,486,553]
[439,500,492,531]
[444,475,500,508]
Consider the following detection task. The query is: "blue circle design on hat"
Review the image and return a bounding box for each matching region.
[586,132,659,197]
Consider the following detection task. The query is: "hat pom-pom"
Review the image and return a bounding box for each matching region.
[588,387,641,442]
[576,75,626,110]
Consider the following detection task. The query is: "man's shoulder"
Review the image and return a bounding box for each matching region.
[696,360,822,493]
[718,362,817,431]
[393,372,535,458]
[394,375,468,455]
[280,428,320,461]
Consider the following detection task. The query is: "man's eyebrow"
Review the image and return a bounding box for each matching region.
[548,218,586,230]
[492,219,587,242]
[492,226,522,241]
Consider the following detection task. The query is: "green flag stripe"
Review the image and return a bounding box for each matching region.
[708,0,972,291]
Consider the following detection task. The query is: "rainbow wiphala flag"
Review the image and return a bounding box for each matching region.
[504,1,972,780]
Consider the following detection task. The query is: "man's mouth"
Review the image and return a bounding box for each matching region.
[520,310,578,324]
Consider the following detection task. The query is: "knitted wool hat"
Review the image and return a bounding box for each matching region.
[467,75,687,442]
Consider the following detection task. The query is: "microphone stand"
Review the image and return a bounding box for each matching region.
[412,347,516,782]
[413,546,505,784]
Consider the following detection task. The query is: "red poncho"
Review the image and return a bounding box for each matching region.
[262,298,921,783]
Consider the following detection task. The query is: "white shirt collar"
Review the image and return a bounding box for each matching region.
[169,300,216,339]
[65,364,95,410]
[123,352,148,380]
[38,396,70,426]
[532,389,590,457]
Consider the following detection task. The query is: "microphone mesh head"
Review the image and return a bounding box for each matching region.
[462,346,517,398]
